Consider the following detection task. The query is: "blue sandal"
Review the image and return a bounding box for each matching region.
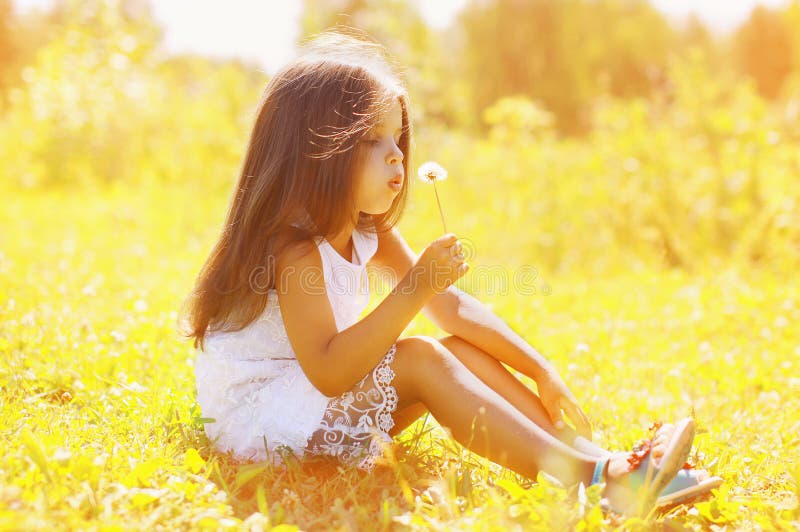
[635,420,723,508]
[656,466,723,508]
[590,417,697,517]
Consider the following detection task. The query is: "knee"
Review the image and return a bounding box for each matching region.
[391,336,462,403]
[395,335,457,375]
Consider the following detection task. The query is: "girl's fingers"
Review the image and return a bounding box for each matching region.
[543,399,564,429]
[577,410,592,438]
[562,399,592,439]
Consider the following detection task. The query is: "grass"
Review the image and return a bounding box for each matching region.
[1,183,798,530]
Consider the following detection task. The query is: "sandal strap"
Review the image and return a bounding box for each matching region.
[591,457,609,486]
[630,422,695,472]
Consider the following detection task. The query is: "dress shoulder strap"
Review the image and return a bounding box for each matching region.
[352,227,379,265]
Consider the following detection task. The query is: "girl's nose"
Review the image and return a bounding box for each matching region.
[387,145,403,165]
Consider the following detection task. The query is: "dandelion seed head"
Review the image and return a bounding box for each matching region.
[417,161,448,183]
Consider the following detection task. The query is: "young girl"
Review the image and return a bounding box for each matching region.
[182,31,720,516]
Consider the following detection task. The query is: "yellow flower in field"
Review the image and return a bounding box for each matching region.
[417,161,448,183]
[416,161,449,233]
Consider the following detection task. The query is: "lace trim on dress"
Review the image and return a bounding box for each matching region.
[303,343,399,471]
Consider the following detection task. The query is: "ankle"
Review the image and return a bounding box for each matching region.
[604,452,637,483]
[573,436,612,458]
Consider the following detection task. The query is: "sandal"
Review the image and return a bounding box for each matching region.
[656,466,723,508]
[590,417,696,517]
[631,420,723,508]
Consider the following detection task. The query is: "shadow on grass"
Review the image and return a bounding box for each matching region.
[174,412,469,530]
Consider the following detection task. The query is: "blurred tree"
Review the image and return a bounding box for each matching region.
[779,1,800,101]
[682,13,712,52]
[0,0,55,110]
[587,0,674,99]
[785,1,800,54]
[482,95,554,143]
[733,5,795,99]
[458,0,673,135]
[2,0,164,101]
[300,0,471,130]
[0,0,17,108]
[0,0,265,188]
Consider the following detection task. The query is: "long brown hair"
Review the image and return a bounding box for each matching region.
[181,30,413,350]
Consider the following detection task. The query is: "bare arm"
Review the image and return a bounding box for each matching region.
[277,232,463,397]
[367,228,590,436]
[322,266,432,395]
[439,291,591,436]
[432,288,553,381]
[368,227,552,380]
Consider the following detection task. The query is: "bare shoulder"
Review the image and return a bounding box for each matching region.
[273,229,338,395]
[274,229,319,271]
[273,233,325,299]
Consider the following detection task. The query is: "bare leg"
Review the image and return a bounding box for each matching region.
[389,335,609,456]
[390,336,598,486]
[437,335,610,458]
[388,401,427,438]
[387,335,707,500]
[391,337,697,468]
[435,336,699,468]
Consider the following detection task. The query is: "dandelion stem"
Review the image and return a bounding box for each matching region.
[433,181,447,233]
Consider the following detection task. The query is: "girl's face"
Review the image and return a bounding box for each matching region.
[353,99,405,216]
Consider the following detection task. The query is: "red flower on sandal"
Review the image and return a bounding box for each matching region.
[626,421,694,472]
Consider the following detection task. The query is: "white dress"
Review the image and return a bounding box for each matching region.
[194,226,399,471]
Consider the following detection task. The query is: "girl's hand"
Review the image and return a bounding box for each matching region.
[415,233,469,295]
[537,370,592,439]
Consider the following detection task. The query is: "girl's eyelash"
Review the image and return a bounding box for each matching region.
[364,137,400,145]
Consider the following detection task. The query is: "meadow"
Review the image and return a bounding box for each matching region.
[2,1,800,529]
[1,166,798,529]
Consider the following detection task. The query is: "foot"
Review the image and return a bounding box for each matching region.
[602,451,646,513]
[648,423,711,485]
[650,422,674,466]
[594,417,696,517]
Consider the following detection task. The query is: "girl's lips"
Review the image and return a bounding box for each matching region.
[388,174,403,191]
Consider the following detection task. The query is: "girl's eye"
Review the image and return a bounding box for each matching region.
[362,135,399,146]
